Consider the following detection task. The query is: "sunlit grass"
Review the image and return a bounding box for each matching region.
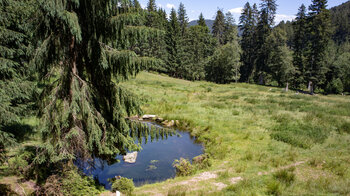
[121,72,350,195]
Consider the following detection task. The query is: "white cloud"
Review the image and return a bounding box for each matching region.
[229,7,243,14]
[166,3,175,9]
[158,4,162,8]
[275,14,296,24]
[141,4,146,9]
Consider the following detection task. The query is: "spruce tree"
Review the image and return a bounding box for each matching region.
[239,2,256,82]
[133,0,141,9]
[32,0,162,165]
[198,13,207,27]
[223,12,238,44]
[212,9,226,45]
[305,0,332,93]
[293,4,308,88]
[147,0,157,12]
[0,0,36,160]
[166,8,182,78]
[178,2,189,36]
[255,0,277,84]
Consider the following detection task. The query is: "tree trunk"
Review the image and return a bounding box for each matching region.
[308,81,313,94]
[285,82,289,92]
[259,74,264,85]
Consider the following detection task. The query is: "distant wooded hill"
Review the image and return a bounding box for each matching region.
[188,19,215,32]
[330,1,350,43]
[188,19,243,36]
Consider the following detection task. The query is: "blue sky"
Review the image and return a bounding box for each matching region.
[138,0,347,23]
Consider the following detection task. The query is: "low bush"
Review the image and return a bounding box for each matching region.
[37,169,102,196]
[173,158,195,177]
[192,154,211,170]
[110,177,135,196]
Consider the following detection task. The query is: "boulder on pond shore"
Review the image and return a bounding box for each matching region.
[123,152,138,163]
[142,115,157,120]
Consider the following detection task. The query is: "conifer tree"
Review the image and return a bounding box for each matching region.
[255,0,277,84]
[133,0,141,9]
[166,8,182,78]
[0,0,36,160]
[198,13,207,27]
[178,2,189,36]
[147,0,157,12]
[305,0,332,93]
[293,4,308,88]
[32,0,162,164]
[223,12,238,44]
[212,9,226,45]
[239,2,256,82]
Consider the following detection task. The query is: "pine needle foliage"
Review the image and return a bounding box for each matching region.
[0,0,36,160]
[32,0,164,165]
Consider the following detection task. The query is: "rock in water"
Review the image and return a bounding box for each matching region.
[123,152,138,163]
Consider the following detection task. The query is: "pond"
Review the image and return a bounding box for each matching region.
[83,122,203,189]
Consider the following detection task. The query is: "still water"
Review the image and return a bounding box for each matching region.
[84,123,203,189]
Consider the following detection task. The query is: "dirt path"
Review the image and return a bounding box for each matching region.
[131,160,307,195]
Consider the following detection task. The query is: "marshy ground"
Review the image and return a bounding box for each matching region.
[121,72,350,195]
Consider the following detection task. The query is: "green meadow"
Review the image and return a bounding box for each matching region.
[120,72,350,195]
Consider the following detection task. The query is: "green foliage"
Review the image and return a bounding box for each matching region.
[32,0,164,165]
[173,158,195,177]
[198,13,207,27]
[181,25,216,81]
[8,149,34,175]
[239,3,259,83]
[110,177,135,195]
[178,3,189,36]
[165,8,182,78]
[206,42,241,84]
[326,78,344,94]
[0,0,37,159]
[38,169,102,196]
[192,154,211,170]
[305,0,333,93]
[212,9,226,45]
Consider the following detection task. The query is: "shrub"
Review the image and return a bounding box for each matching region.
[38,169,102,196]
[110,177,135,196]
[173,158,194,177]
[192,154,211,170]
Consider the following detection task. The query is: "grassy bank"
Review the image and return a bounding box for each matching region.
[121,72,350,195]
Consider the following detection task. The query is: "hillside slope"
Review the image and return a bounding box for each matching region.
[121,72,350,195]
[331,1,350,43]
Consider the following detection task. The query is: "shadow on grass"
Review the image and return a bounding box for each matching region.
[2,123,35,143]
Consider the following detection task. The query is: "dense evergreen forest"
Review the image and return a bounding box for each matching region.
[1,0,350,195]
